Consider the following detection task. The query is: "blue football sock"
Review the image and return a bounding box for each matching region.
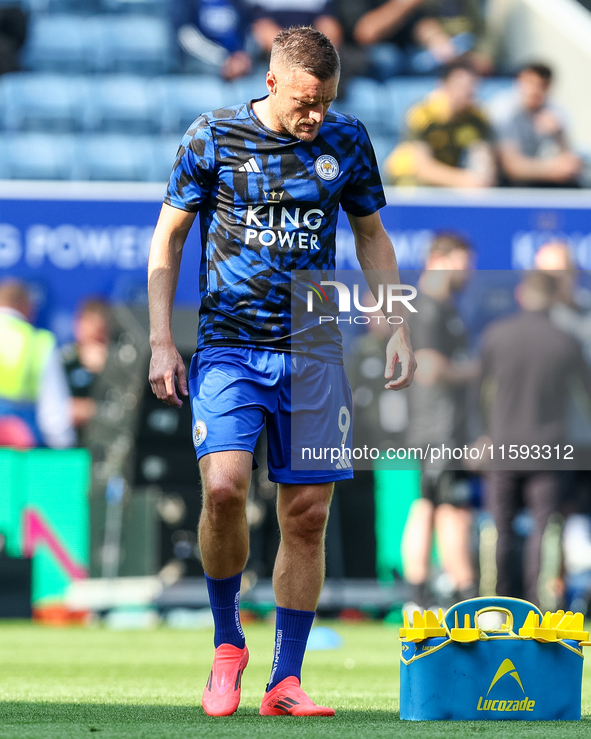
[205,572,245,649]
[266,606,315,691]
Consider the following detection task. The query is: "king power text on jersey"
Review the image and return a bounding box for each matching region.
[243,205,324,250]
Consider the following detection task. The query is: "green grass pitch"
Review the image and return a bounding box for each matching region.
[1,620,591,738]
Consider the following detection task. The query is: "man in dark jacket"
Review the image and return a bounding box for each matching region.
[481,270,591,606]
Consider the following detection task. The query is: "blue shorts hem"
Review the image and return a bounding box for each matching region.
[269,470,355,484]
[195,444,255,461]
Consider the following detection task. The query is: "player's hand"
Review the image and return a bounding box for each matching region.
[149,342,188,407]
[384,328,417,390]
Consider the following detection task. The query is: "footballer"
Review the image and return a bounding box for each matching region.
[148,26,415,717]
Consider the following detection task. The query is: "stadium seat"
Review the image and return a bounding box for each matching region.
[42,0,101,11]
[229,73,269,105]
[100,0,165,14]
[153,75,229,133]
[17,0,101,10]
[477,77,515,103]
[0,73,87,132]
[370,135,397,176]
[84,75,159,133]
[334,78,387,134]
[23,14,97,72]
[0,133,77,179]
[79,134,154,180]
[0,138,10,178]
[149,135,182,181]
[384,77,438,135]
[93,15,173,73]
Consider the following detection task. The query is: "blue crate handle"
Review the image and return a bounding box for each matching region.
[444,596,543,634]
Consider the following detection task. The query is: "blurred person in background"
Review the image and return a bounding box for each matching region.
[337,0,492,80]
[170,0,253,80]
[347,297,407,452]
[534,242,591,587]
[410,0,493,75]
[0,278,74,450]
[402,233,480,611]
[385,63,495,187]
[491,63,583,188]
[249,0,342,56]
[338,0,429,80]
[62,298,111,443]
[480,271,591,607]
[534,240,591,353]
[0,3,27,76]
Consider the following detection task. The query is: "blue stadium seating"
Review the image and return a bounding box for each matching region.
[93,15,173,73]
[100,0,165,14]
[153,75,228,133]
[16,0,100,11]
[0,133,77,179]
[334,77,387,135]
[23,14,98,72]
[25,14,173,74]
[0,138,11,179]
[0,68,519,181]
[0,73,87,132]
[230,73,269,105]
[78,134,154,180]
[371,135,397,175]
[149,135,182,181]
[84,75,158,133]
[477,77,514,102]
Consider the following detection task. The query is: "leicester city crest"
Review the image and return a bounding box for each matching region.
[315,155,339,181]
[193,420,207,447]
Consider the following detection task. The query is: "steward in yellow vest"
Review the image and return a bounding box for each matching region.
[0,279,72,447]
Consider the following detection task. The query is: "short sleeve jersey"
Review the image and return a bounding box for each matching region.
[165,100,386,362]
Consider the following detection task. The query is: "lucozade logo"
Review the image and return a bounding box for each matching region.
[476,659,536,712]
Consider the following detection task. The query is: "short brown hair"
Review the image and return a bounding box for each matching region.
[78,297,110,320]
[0,278,30,313]
[519,62,552,83]
[429,232,472,258]
[271,26,340,81]
[441,60,477,81]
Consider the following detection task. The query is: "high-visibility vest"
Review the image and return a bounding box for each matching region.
[0,313,55,403]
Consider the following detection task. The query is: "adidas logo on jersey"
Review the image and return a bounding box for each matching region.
[238,157,261,173]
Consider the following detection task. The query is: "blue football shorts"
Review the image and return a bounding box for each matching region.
[188,346,353,484]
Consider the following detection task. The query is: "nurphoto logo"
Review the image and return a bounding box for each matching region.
[304,280,417,325]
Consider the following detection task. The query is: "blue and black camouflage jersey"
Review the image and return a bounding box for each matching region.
[164,99,386,362]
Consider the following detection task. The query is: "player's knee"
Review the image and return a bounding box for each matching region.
[288,501,330,542]
[204,478,247,520]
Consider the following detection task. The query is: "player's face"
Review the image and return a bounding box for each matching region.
[267,68,338,141]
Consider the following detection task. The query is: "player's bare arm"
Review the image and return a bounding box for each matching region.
[148,203,196,407]
[348,210,417,390]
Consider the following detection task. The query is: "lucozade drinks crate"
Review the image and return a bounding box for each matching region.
[399,596,588,720]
